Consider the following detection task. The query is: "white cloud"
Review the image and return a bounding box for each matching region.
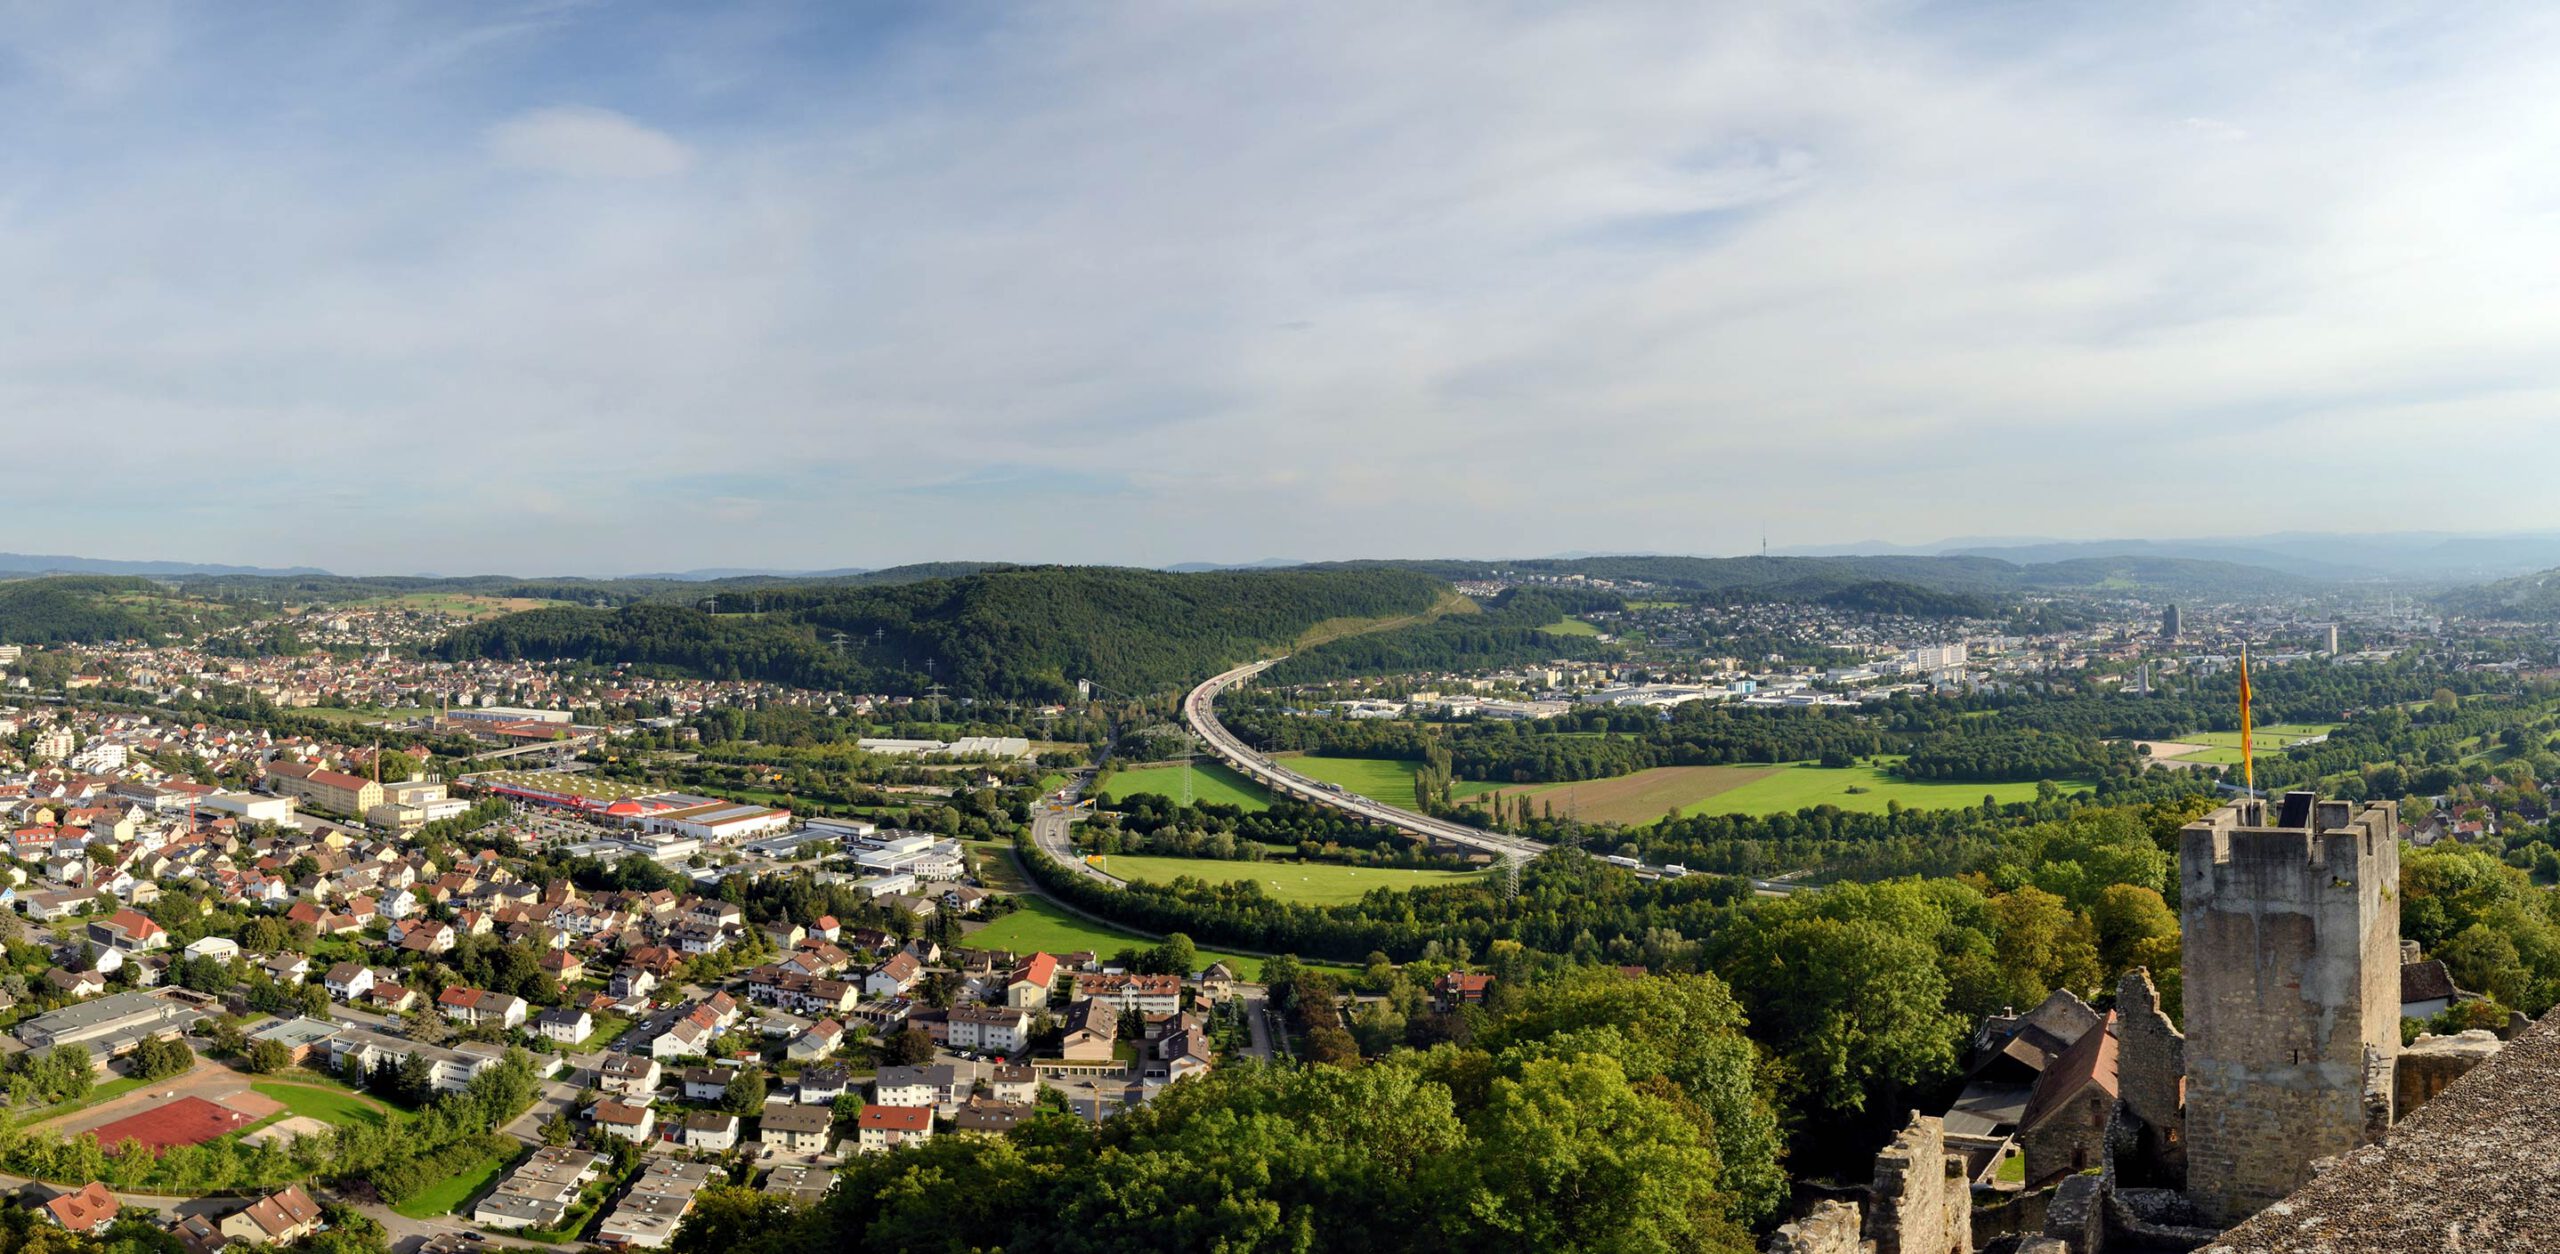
[4,2,2560,572]
[486,106,692,179]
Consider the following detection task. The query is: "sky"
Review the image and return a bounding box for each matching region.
[5,0,2559,576]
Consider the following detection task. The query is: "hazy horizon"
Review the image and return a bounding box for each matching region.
[10,2,2560,571]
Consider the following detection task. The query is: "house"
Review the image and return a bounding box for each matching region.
[41,1182,118,1234]
[437,986,528,1030]
[865,951,923,998]
[760,1165,834,1205]
[680,1110,739,1151]
[2403,958,2463,1021]
[850,1104,933,1154]
[947,1005,1030,1055]
[649,1015,713,1060]
[323,962,375,1001]
[600,1053,662,1101]
[536,1007,594,1044]
[2016,1013,2121,1187]
[44,968,107,1000]
[1433,971,1494,1013]
[787,1019,844,1062]
[261,952,311,984]
[756,1103,833,1155]
[682,1066,733,1102]
[591,1099,657,1143]
[473,1146,607,1231]
[1058,999,1118,1062]
[951,1098,1034,1139]
[797,1062,853,1105]
[871,1064,953,1108]
[364,982,419,1013]
[183,936,241,962]
[595,1159,719,1249]
[988,1063,1038,1105]
[1197,961,1238,1004]
[1006,953,1058,1009]
[87,909,167,953]
[219,1186,324,1248]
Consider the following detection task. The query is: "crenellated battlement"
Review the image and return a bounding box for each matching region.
[2179,792,2401,1226]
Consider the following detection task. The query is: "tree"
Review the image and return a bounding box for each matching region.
[879,1027,936,1068]
[1454,1054,1752,1254]
[720,1065,769,1117]
[129,1035,195,1081]
[244,1038,294,1074]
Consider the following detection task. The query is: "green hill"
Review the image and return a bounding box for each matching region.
[0,576,253,645]
[435,565,1451,699]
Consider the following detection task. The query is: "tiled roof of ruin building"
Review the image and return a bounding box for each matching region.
[2203,1014,2560,1253]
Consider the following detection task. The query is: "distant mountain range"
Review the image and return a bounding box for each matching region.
[0,552,327,578]
[1775,531,2560,582]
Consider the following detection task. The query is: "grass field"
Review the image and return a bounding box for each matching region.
[1688,762,2079,816]
[967,895,1306,981]
[1538,617,1602,637]
[296,706,433,726]
[2163,723,2340,765]
[1284,754,1430,805]
[1096,761,1274,810]
[1090,854,1489,904]
[251,1081,400,1130]
[393,1148,515,1219]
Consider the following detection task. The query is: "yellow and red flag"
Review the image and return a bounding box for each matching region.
[2238,644,2254,795]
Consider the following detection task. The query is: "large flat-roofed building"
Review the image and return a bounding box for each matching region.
[473,1146,608,1231]
[261,760,382,817]
[596,1160,719,1249]
[451,707,576,726]
[17,990,203,1055]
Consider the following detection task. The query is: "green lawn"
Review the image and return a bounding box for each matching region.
[1090,854,1489,905]
[1538,618,1601,637]
[2181,722,2339,749]
[251,1081,401,1130]
[393,1148,515,1219]
[1097,761,1273,811]
[1685,762,2085,817]
[968,895,1321,981]
[1283,755,1431,806]
[14,1076,144,1129]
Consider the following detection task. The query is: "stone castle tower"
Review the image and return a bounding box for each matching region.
[2178,792,2401,1225]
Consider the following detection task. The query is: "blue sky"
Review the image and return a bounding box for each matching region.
[4,1,2557,575]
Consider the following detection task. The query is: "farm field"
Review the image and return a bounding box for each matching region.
[965,895,1302,981]
[1470,765,1784,826]
[1096,761,1273,811]
[355,592,566,620]
[1538,617,1601,637]
[1689,762,2082,816]
[1089,854,1489,905]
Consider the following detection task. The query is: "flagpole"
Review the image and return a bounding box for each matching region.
[2239,643,2254,799]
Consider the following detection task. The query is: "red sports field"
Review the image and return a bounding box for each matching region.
[89,1094,273,1152]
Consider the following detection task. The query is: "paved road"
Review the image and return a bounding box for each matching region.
[1185,658,1796,890]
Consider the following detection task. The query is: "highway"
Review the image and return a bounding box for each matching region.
[1182,659,1550,866]
[1182,658,1799,891]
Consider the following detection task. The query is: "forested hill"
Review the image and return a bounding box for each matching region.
[177,562,1009,608]
[1355,552,2309,600]
[2442,567,2560,620]
[0,576,253,645]
[435,565,1453,699]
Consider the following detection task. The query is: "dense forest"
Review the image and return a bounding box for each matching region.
[1259,587,1619,685]
[437,565,1453,698]
[175,562,1005,607]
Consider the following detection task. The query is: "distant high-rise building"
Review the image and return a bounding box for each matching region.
[2324,623,2340,655]
[2161,604,2182,641]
